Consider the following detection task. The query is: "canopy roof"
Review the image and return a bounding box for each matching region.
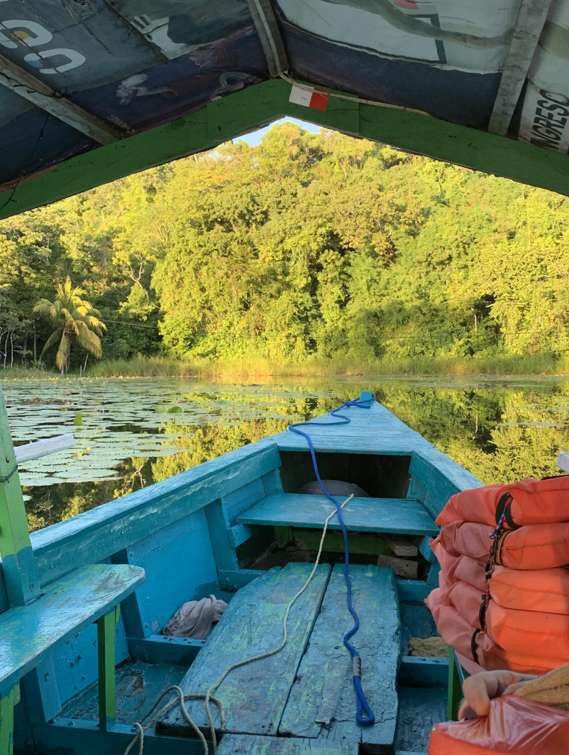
[1,0,568,219]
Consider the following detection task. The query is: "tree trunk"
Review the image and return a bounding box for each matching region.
[33,327,36,362]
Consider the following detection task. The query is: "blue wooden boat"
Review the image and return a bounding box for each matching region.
[0,386,483,755]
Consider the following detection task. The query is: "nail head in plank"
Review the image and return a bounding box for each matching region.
[237,493,438,536]
[157,563,331,738]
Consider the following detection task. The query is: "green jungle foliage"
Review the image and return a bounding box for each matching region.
[2,122,569,370]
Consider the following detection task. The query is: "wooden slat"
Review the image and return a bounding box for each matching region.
[14,434,74,464]
[237,493,438,536]
[488,0,555,136]
[0,564,144,694]
[0,383,40,608]
[0,54,120,145]
[217,734,358,754]
[280,564,400,751]
[157,563,331,738]
[29,442,281,587]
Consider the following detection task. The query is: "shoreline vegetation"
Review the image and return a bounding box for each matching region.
[2,354,569,381]
[5,127,569,381]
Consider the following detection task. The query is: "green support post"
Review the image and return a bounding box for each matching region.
[0,383,40,606]
[274,526,293,548]
[0,685,20,755]
[97,606,119,731]
[447,646,466,721]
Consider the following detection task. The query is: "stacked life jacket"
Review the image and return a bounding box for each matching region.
[426,476,569,675]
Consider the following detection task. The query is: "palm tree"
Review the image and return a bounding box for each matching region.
[34,278,107,373]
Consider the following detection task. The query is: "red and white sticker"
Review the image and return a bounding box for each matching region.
[289,84,329,112]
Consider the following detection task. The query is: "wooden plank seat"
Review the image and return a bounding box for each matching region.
[0,564,144,751]
[237,493,438,536]
[159,563,401,753]
[158,563,331,739]
[217,734,358,754]
[280,564,401,752]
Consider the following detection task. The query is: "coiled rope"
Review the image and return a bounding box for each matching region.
[123,494,355,755]
[289,395,376,726]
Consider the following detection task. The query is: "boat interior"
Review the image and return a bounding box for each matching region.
[0,393,481,755]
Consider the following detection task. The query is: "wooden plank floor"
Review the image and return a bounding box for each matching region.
[280,564,401,752]
[217,734,358,755]
[157,563,331,738]
[237,493,438,536]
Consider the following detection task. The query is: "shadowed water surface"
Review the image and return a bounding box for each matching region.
[4,376,569,530]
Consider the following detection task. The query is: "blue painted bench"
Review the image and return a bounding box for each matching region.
[158,562,401,753]
[236,492,438,536]
[0,564,144,754]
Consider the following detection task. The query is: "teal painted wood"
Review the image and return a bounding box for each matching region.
[28,443,280,588]
[223,478,267,525]
[280,564,400,752]
[127,636,204,666]
[206,500,240,574]
[33,719,206,755]
[409,453,482,519]
[118,509,218,636]
[237,494,438,536]
[216,734,358,754]
[0,564,144,694]
[416,536,436,564]
[398,657,448,688]
[157,563,331,738]
[230,524,254,548]
[261,468,284,497]
[395,687,447,753]
[51,615,130,708]
[217,569,265,592]
[426,560,441,586]
[397,581,432,605]
[273,401,481,515]
[21,658,61,724]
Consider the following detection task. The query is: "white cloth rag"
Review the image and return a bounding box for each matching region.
[163,594,228,640]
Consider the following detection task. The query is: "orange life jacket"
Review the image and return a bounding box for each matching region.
[437,476,569,529]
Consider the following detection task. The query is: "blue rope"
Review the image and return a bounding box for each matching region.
[289,396,376,726]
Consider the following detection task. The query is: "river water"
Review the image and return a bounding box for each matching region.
[4,375,569,531]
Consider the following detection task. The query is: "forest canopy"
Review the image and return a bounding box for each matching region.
[2,122,569,370]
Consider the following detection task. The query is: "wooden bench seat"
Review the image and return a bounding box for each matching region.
[0,563,144,754]
[158,562,401,752]
[0,564,144,696]
[158,563,331,738]
[280,564,401,752]
[237,493,438,536]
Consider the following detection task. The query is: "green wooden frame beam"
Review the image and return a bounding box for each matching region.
[0,385,40,607]
[1,78,569,220]
[0,685,19,755]
[97,606,120,732]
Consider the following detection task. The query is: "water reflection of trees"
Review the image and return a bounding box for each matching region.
[24,382,569,528]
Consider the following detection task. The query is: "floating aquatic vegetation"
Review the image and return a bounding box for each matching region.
[5,375,569,527]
